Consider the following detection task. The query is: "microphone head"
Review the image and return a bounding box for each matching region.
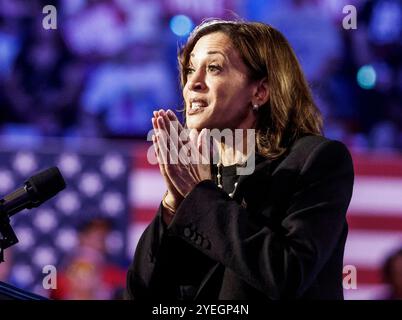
[26,167,66,205]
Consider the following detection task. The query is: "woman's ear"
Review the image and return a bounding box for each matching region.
[252,77,269,106]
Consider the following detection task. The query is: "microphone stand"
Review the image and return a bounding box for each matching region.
[0,200,19,264]
[0,200,47,300]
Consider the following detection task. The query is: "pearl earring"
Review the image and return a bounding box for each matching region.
[252,104,259,111]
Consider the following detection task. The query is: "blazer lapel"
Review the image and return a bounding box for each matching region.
[232,153,273,199]
[193,262,225,300]
[194,155,277,300]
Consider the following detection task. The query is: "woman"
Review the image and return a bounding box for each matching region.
[126,19,354,300]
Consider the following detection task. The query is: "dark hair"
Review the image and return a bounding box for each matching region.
[77,217,113,233]
[178,19,323,159]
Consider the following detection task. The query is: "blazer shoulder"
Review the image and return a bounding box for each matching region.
[277,135,353,174]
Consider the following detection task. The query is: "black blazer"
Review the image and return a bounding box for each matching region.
[126,135,354,300]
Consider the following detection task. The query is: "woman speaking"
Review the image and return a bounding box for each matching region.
[126,19,354,300]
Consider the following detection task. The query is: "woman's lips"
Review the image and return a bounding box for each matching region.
[187,101,208,115]
[187,106,206,115]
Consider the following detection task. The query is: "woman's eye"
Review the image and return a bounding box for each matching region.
[185,67,195,75]
[207,65,221,72]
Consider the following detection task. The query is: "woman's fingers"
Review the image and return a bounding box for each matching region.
[152,133,168,172]
[153,126,180,189]
[166,109,179,124]
[154,108,184,138]
[153,134,185,198]
[153,109,197,198]
[158,115,184,165]
[198,128,210,165]
[152,108,211,197]
[166,109,185,138]
[159,113,199,190]
[152,134,162,168]
[159,112,189,165]
[152,134,169,182]
[156,118,169,166]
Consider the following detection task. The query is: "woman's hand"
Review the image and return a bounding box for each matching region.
[152,110,183,211]
[152,109,211,210]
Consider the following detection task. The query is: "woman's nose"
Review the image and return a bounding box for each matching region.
[188,71,207,91]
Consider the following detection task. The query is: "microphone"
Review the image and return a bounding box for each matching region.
[0,167,66,217]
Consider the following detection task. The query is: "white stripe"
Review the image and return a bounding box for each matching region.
[344,230,402,268]
[126,222,149,259]
[131,173,402,214]
[130,170,165,207]
[344,284,389,300]
[130,169,402,211]
[349,177,402,215]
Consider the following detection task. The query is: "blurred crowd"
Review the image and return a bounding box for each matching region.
[0,217,126,300]
[247,0,402,150]
[0,0,179,139]
[0,0,401,149]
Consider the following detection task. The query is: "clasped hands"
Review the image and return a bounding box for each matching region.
[152,109,211,214]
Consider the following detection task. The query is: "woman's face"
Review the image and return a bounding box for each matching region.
[183,32,257,130]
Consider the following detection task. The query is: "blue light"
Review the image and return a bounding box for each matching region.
[170,15,193,37]
[357,65,376,90]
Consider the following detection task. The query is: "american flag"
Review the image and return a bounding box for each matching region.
[2,140,401,300]
[0,140,130,297]
[344,151,402,299]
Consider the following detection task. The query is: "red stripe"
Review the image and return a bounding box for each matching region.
[132,147,402,174]
[349,266,383,285]
[131,209,402,230]
[347,214,402,231]
[132,142,157,170]
[133,149,402,175]
[132,209,402,231]
[131,207,158,223]
[352,152,402,177]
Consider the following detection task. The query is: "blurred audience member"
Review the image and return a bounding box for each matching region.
[262,0,343,83]
[351,0,402,143]
[2,16,82,137]
[0,249,13,283]
[382,248,402,300]
[50,217,126,300]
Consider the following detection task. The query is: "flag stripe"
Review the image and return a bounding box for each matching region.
[353,266,383,285]
[347,214,402,231]
[352,152,402,177]
[130,170,165,208]
[131,207,158,223]
[343,284,388,300]
[344,230,402,268]
[349,177,402,214]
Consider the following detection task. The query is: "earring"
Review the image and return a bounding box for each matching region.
[252,104,259,112]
